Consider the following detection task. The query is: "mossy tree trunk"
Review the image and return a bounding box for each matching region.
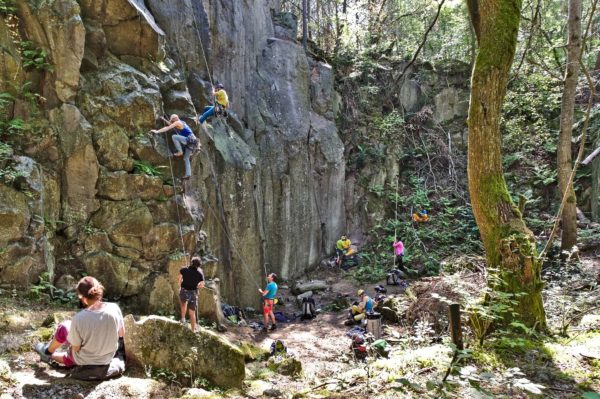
[465,0,546,329]
[557,0,582,253]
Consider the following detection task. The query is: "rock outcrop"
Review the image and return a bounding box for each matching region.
[124,315,245,388]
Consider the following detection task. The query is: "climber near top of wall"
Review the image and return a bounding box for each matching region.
[150,114,200,180]
[198,83,229,125]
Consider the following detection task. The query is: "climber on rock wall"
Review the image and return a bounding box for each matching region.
[150,114,200,180]
[198,83,229,125]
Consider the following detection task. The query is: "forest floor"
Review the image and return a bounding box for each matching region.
[1,256,600,399]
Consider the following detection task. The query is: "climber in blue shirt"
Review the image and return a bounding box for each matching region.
[259,273,278,332]
[150,114,200,180]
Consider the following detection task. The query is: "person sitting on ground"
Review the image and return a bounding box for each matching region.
[179,257,206,333]
[348,289,374,324]
[258,273,278,332]
[35,276,124,368]
[412,209,429,223]
[336,235,351,266]
[150,114,199,180]
[198,83,229,125]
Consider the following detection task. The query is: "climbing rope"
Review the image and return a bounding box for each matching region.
[156,125,187,255]
[393,176,400,268]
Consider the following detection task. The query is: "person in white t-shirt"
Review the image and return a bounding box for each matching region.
[35,276,124,367]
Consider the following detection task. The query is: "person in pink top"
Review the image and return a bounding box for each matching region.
[393,238,404,268]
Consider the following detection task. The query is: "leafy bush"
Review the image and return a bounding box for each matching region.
[133,160,165,177]
[19,41,53,71]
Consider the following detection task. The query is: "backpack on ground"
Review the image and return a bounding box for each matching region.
[300,297,316,320]
[386,271,400,286]
[270,339,287,357]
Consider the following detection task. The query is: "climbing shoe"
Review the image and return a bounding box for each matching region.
[268,324,277,331]
[34,342,52,364]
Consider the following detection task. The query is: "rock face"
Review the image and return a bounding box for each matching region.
[124,315,245,388]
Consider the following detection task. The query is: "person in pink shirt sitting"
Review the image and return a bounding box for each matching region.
[393,238,404,269]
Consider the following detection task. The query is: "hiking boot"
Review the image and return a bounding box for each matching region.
[34,342,52,364]
[268,324,277,331]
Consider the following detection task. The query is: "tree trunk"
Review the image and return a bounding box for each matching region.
[557,0,582,253]
[466,0,546,329]
[302,0,308,50]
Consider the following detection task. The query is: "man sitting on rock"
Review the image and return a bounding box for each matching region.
[179,257,206,333]
[346,289,374,325]
[35,276,125,370]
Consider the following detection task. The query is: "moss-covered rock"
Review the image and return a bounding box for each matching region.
[267,355,302,376]
[236,341,270,362]
[124,315,245,388]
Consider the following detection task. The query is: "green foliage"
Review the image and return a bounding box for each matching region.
[0,0,16,14]
[132,160,165,177]
[19,41,53,71]
[28,272,78,305]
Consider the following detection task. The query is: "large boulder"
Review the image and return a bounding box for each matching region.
[197,279,227,327]
[49,104,99,230]
[78,60,163,132]
[79,0,166,60]
[0,184,30,245]
[292,280,328,295]
[97,170,165,201]
[400,79,424,113]
[89,199,153,251]
[0,18,24,93]
[124,315,245,388]
[81,251,132,297]
[147,275,174,314]
[18,0,85,102]
[91,120,131,171]
[433,87,469,122]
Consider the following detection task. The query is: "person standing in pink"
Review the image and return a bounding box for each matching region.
[393,238,404,269]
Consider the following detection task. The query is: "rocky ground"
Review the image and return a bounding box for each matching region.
[1,259,600,399]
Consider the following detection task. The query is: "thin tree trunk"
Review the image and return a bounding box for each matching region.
[558,0,582,253]
[466,0,546,329]
[302,0,308,50]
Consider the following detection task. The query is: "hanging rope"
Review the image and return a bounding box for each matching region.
[148,123,187,256]
[392,175,400,268]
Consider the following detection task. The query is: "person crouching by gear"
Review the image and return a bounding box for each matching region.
[150,114,200,180]
[34,276,124,368]
[347,289,374,325]
[198,83,229,125]
[336,234,351,266]
[259,273,278,332]
[178,257,205,333]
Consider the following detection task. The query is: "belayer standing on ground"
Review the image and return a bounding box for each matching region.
[259,273,278,332]
[199,83,229,125]
[335,235,351,266]
[150,114,199,180]
[179,257,205,333]
[393,238,404,269]
[35,276,124,368]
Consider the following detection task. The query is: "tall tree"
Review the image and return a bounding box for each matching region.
[557,0,582,253]
[465,0,546,328]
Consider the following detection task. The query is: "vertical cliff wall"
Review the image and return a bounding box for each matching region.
[0,0,344,308]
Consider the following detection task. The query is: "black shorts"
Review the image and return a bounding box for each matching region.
[179,288,198,310]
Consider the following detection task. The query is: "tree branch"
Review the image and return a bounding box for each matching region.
[393,0,447,85]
